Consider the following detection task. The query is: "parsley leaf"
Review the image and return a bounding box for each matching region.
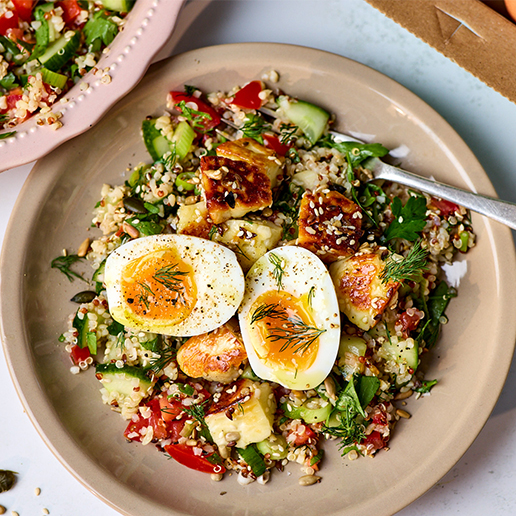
[415,379,438,394]
[318,135,389,167]
[84,11,118,52]
[383,195,427,242]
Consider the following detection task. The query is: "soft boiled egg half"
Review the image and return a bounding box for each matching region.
[104,234,245,336]
[238,246,341,390]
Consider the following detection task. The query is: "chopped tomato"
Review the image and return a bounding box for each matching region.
[0,10,19,36]
[56,0,83,26]
[397,309,422,335]
[167,419,187,443]
[263,133,290,156]
[124,399,168,442]
[70,344,91,365]
[159,396,184,422]
[231,80,264,110]
[0,89,23,114]
[12,0,35,22]
[430,198,459,218]
[362,430,385,452]
[164,443,226,474]
[168,91,221,132]
[291,424,317,446]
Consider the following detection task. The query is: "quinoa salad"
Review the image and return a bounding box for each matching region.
[54,74,476,486]
[0,0,133,137]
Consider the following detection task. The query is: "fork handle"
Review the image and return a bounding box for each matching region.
[369,159,516,231]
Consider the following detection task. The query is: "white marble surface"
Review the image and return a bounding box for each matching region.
[2,1,516,515]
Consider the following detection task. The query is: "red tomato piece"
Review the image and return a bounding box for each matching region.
[263,133,290,156]
[124,399,168,442]
[0,10,19,36]
[70,344,91,365]
[56,0,82,26]
[168,91,221,132]
[397,309,422,335]
[292,424,317,446]
[12,0,34,22]
[164,444,226,474]
[362,430,385,452]
[159,396,184,422]
[1,89,23,114]
[231,80,264,110]
[430,198,459,218]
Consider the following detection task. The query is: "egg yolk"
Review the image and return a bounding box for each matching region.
[249,290,322,373]
[121,248,197,324]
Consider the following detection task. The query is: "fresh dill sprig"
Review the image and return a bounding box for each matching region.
[308,286,316,308]
[149,343,177,374]
[241,114,270,144]
[183,399,213,441]
[251,303,326,355]
[137,281,154,310]
[51,254,87,282]
[175,100,212,129]
[268,252,285,290]
[250,303,285,325]
[381,239,428,284]
[279,122,298,144]
[153,264,188,292]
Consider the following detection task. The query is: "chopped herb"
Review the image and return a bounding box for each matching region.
[153,264,188,294]
[174,100,211,129]
[268,252,285,290]
[149,343,177,374]
[415,379,438,394]
[279,122,298,144]
[0,131,16,140]
[51,254,87,282]
[318,135,389,167]
[84,11,119,51]
[381,239,428,284]
[308,286,315,308]
[241,114,270,144]
[177,383,195,396]
[184,84,198,95]
[383,195,427,242]
[250,303,326,355]
[183,399,213,442]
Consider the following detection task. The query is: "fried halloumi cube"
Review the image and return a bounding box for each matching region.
[205,379,276,449]
[298,190,363,263]
[329,248,400,331]
[214,219,282,271]
[216,138,283,188]
[176,200,213,239]
[200,155,273,224]
[176,321,247,384]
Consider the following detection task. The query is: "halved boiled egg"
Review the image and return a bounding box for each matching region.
[104,234,245,336]
[238,246,341,390]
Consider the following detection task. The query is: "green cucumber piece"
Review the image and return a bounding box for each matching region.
[95,363,153,396]
[379,336,419,370]
[99,0,135,12]
[171,120,195,160]
[282,398,332,424]
[38,31,80,72]
[277,95,329,144]
[142,118,171,162]
[256,434,288,460]
[235,445,267,476]
[40,68,67,89]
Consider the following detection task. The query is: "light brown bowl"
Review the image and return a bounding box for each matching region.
[2,43,515,516]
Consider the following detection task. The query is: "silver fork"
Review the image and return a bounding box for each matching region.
[220,109,516,230]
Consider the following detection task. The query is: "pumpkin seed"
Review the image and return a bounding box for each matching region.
[298,474,321,486]
[70,290,97,304]
[123,196,147,214]
[0,470,16,493]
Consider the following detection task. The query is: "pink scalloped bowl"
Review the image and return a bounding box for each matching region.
[0,0,184,173]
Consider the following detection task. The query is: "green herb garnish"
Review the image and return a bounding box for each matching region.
[381,239,428,284]
[268,252,285,290]
[51,254,87,282]
[383,195,428,242]
[175,100,212,129]
[241,114,270,144]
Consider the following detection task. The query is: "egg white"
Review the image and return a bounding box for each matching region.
[104,234,245,336]
[238,246,341,390]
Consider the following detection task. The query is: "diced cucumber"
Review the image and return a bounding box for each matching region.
[142,118,194,162]
[142,118,170,162]
[281,398,332,424]
[235,445,267,477]
[92,258,106,284]
[338,335,367,358]
[379,336,419,370]
[240,364,261,381]
[171,120,195,160]
[99,0,135,12]
[256,434,288,460]
[277,95,329,144]
[38,31,80,72]
[34,3,58,42]
[40,68,67,89]
[95,363,153,396]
